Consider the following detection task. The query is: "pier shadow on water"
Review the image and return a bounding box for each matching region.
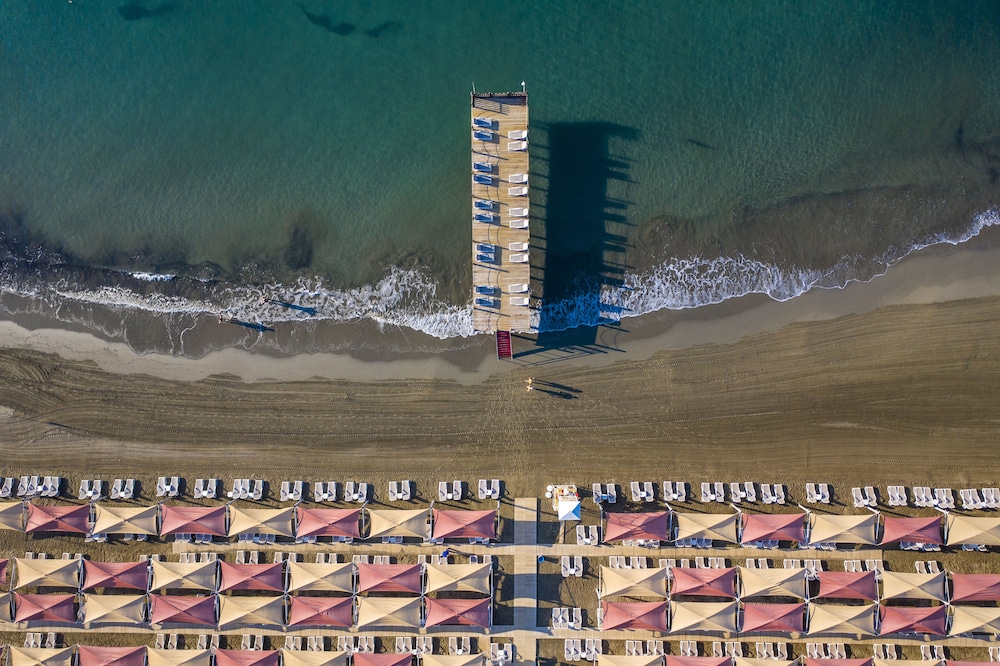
[514,121,639,363]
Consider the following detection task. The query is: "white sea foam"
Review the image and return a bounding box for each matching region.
[2,209,997,347]
[126,271,176,282]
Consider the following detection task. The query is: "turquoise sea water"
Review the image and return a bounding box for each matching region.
[1,1,1000,353]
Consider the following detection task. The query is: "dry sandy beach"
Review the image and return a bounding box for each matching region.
[0,229,998,493]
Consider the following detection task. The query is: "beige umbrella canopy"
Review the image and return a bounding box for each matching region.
[424,562,492,595]
[149,560,217,592]
[279,651,350,666]
[598,657,664,666]
[285,560,353,593]
[0,501,24,531]
[356,596,421,629]
[949,605,1000,636]
[599,565,668,598]
[79,594,147,626]
[147,650,212,666]
[13,557,80,590]
[674,513,739,544]
[669,601,738,633]
[217,596,285,630]
[808,514,877,545]
[367,509,428,540]
[946,514,1000,546]
[879,571,947,602]
[227,507,295,538]
[738,566,808,599]
[9,648,75,666]
[806,604,877,636]
[92,504,158,536]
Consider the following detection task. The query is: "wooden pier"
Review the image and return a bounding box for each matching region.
[470,91,533,334]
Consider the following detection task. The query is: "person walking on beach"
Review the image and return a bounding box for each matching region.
[526,377,534,391]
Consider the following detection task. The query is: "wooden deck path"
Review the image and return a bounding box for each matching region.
[470,92,533,334]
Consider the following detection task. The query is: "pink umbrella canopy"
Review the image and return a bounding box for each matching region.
[159,505,226,537]
[424,598,490,628]
[741,513,806,544]
[82,561,149,591]
[149,595,217,626]
[218,562,284,593]
[77,647,147,666]
[25,504,89,534]
[600,601,668,631]
[356,563,422,594]
[814,571,879,601]
[741,602,805,633]
[670,567,737,598]
[950,574,1000,602]
[604,511,670,542]
[13,593,76,622]
[879,605,947,635]
[431,509,496,540]
[214,652,281,666]
[295,507,360,538]
[287,596,353,627]
[880,516,943,545]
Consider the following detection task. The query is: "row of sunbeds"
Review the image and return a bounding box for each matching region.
[0,476,61,499]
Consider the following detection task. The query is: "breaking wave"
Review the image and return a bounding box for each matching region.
[0,209,996,356]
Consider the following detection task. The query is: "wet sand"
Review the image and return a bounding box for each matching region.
[0,228,998,493]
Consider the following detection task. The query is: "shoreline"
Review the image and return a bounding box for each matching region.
[0,226,998,384]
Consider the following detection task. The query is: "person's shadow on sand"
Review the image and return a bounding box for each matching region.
[531,387,577,399]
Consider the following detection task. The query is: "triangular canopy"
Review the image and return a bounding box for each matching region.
[0,591,9,621]
[419,657,482,666]
[77,647,146,666]
[879,605,946,635]
[807,604,877,636]
[740,603,805,633]
[880,516,943,545]
[674,513,739,544]
[218,562,284,593]
[13,557,80,589]
[944,662,997,666]
[599,657,663,666]
[295,507,360,538]
[214,652,280,666]
[159,505,226,537]
[424,597,490,628]
[815,571,879,601]
[356,563,422,594]
[367,509,428,540]
[227,507,294,538]
[147,650,212,666]
[738,567,807,600]
[432,509,496,540]
[353,656,412,666]
[604,512,670,542]
[218,596,285,629]
[734,659,794,666]
[356,596,422,628]
[79,594,147,625]
[802,661,872,666]
[149,560,217,592]
[666,658,732,666]
[82,560,149,591]
[24,503,89,534]
[424,563,492,595]
[808,514,878,545]
[91,504,158,536]
[670,567,737,598]
[949,606,1000,636]
[950,574,1000,602]
[0,558,8,586]
[558,499,582,521]
[9,647,74,666]
[600,601,668,631]
[149,594,217,626]
[599,566,668,598]
[670,601,738,633]
[880,571,948,602]
[13,593,76,622]
[946,515,1000,546]
[287,596,353,627]
[285,560,353,593]
[279,651,349,666]
[0,502,24,530]
[741,513,806,544]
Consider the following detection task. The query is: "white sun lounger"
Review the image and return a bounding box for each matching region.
[507,141,528,151]
[452,480,462,499]
[509,218,529,229]
[508,129,528,140]
[773,484,786,504]
[701,482,713,502]
[293,480,304,501]
[156,477,168,498]
[110,479,122,499]
[478,479,488,499]
[389,481,399,501]
[851,487,866,507]
[508,242,529,252]
[439,482,450,501]
[714,482,725,502]
[508,186,528,196]
[0,477,11,498]
[744,482,757,502]
[508,283,529,294]
[509,173,528,184]
[509,253,529,263]
[805,483,818,503]
[818,483,830,503]
[631,481,642,501]
[280,481,290,501]
[644,482,654,501]
[510,296,530,306]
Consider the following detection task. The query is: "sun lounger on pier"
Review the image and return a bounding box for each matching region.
[508,242,529,253]
[509,206,529,217]
[474,174,495,185]
[474,130,495,141]
[473,117,495,129]
[507,140,528,151]
[509,218,529,230]
[510,296,530,306]
[509,173,528,184]
[508,186,528,196]
[473,162,493,173]
[507,283,529,295]
[474,212,497,223]
[475,199,496,210]
[509,253,529,263]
